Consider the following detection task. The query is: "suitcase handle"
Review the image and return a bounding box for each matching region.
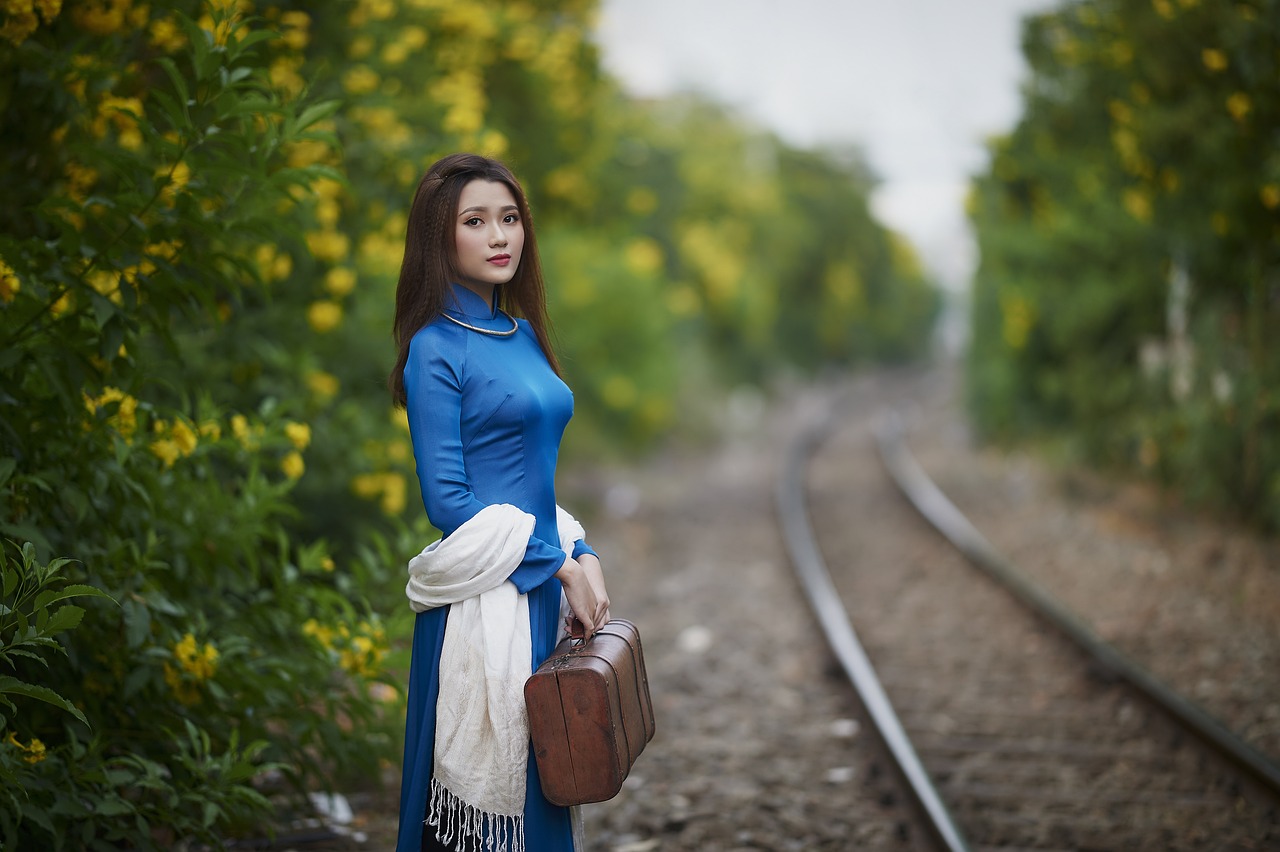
[565,615,588,646]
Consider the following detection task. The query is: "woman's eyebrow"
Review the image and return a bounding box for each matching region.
[459,204,519,215]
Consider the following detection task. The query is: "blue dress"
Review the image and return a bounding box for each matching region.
[396,284,594,852]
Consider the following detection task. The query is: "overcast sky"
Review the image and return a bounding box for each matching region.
[593,0,1058,290]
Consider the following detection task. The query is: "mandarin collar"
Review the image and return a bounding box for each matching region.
[445,283,500,320]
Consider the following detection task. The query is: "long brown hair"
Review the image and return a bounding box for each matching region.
[388,153,560,407]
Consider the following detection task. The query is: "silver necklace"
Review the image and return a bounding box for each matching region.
[441,310,519,337]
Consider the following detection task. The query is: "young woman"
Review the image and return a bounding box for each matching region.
[389,153,609,852]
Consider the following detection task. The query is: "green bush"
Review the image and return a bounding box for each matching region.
[1,0,941,846]
[968,0,1280,528]
[0,4,400,846]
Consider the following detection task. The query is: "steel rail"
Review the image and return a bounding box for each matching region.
[776,412,971,852]
[874,411,1280,799]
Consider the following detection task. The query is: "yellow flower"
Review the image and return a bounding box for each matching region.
[4,731,47,764]
[270,56,305,95]
[158,160,191,205]
[287,139,331,169]
[230,413,259,450]
[391,407,409,433]
[1123,188,1153,222]
[199,419,222,440]
[280,10,309,49]
[1107,100,1132,125]
[380,472,406,515]
[624,238,664,276]
[171,418,198,455]
[307,370,340,401]
[351,472,382,499]
[86,386,139,440]
[64,161,98,201]
[1226,92,1251,122]
[303,618,335,647]
[321,557,335,573]
[146,240,183,264]
[307,300,342,333]
[1261,184,1280,210]
[172,633,218,681]
[88,269,122,303]
[284,421,311,450]
[1,9,39,46]
[347,34,373,59]
[401,26,427,49]
[342,65,380,95]
[479,129,508,158]
[254,244,294,283]
[602,375,638,410]
[149,15,186,51]
[71,0,131,35]
[281,451,305,480]
[150,438,181,467]
[316,198,341,228]
[382,42,409,65]
[324,267,356,297]
[306,230,350,263]
[50,290,73,317]
[1000,291,1035,350]
[335,619,388,677]
[97,95,145,150]
[0,258,20,303]
[1201,48,1227,72]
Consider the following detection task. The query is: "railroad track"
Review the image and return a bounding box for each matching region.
[777,392,1280,851]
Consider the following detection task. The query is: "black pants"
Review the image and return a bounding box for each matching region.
[421,823,481,852]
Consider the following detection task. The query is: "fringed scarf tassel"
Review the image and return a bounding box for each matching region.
[426,776,526,852]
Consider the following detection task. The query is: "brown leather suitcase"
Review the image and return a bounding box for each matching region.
[525,618,655,806]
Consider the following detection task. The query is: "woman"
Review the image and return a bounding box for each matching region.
[390,153,609,852]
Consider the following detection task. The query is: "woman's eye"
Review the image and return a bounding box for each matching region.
[464,217,482,226]
[503,214,519,224]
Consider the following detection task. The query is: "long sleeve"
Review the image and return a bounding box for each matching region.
[404,331,568,592]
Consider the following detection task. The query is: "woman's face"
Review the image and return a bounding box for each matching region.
[453,179,525,303]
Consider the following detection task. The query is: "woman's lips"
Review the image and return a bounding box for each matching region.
[487,254,511,266]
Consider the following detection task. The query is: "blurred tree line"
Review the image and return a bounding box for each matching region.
[0,0,937,846]
[968,0,1279,529]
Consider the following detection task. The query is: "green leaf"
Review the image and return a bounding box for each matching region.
[226,27,278,61]
[0,458,15,487]
[154,57,190,112]
[2,567,17,598]
[123,598,151,648]
[293,99,342,134]
[121,663,152,700]
[93,798,136,816]
[4,648,52,666]
[44,604,84,635]
[37,584,116,609]
[149,88,189,132]
[0,676,88,728]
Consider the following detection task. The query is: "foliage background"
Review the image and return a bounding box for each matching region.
[0,0,938,846]
[967,0,1279,529]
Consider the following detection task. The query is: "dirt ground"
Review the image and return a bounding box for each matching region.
[284,363,1279,851]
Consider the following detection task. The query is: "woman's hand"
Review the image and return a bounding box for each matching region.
[576,553,610,627]
[555,558,604,635]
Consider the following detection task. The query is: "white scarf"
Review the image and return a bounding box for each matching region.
[405,503,586,852]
